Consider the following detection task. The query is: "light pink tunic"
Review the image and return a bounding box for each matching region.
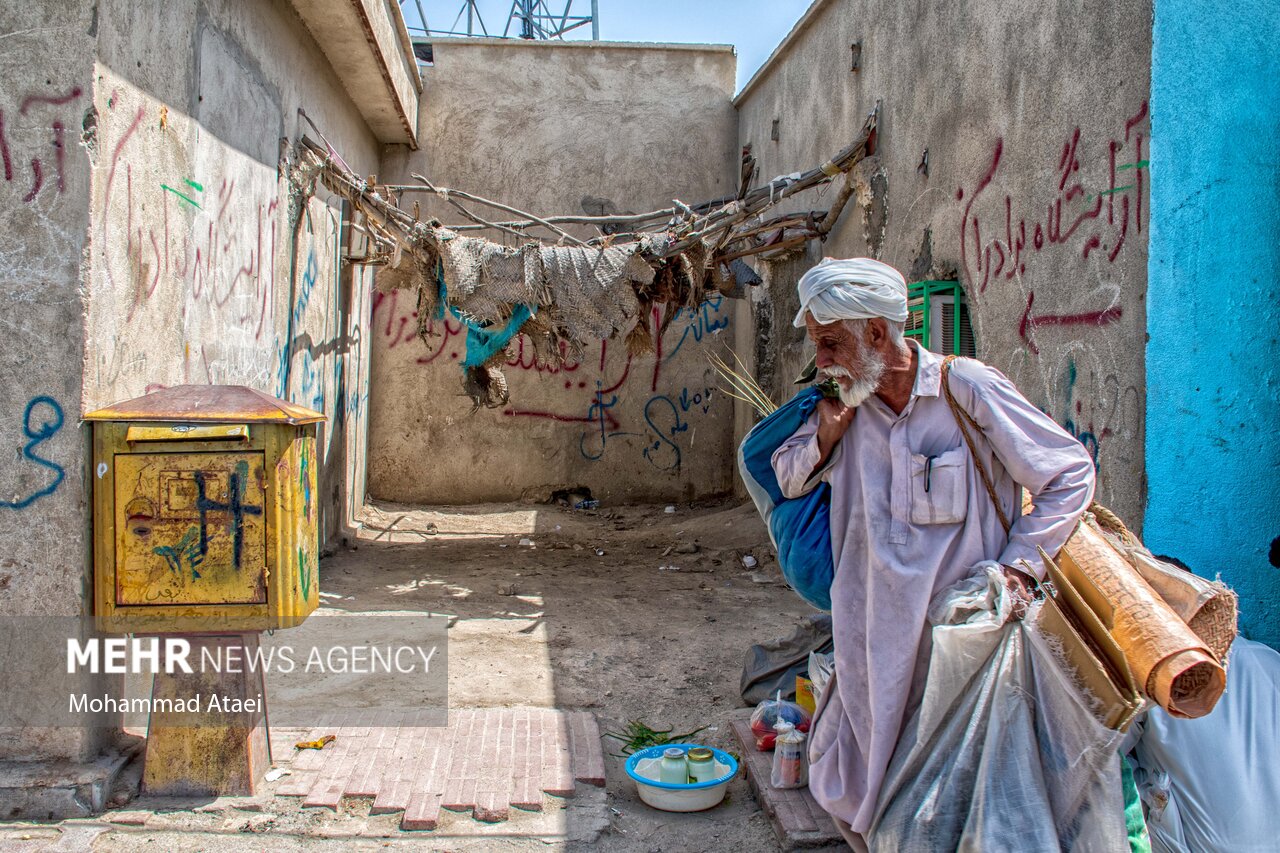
[771,341,1095,832]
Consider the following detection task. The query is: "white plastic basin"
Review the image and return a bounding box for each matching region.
[625,743,739,812]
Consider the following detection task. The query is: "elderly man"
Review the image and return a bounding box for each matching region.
[771,258,1096,851]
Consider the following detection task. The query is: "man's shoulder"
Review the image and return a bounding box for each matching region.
[941,355,1044,420]
[943,355,1004,391]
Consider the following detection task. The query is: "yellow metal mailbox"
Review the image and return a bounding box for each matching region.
[86,385,325,633]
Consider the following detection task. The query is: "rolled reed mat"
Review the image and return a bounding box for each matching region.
[1127,550,1237,662]
[1062,518,1226,718]
[1083,506,1238,662]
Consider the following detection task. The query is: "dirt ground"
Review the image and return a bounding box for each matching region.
[4,499,827,851]
[332,498,817,852]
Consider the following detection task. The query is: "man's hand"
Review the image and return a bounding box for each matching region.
[1002,564,1039,620]
[815,397,855,468]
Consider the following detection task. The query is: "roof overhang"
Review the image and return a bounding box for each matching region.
[289,0,422,147]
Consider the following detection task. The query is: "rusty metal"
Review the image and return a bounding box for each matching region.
[84,384,325,425]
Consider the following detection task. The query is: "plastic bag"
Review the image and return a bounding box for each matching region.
[738,387,834,610]
[740,613,833,706]
[771,720,808,789]
[750,689,811,751]
[868,565,1128,853]
[807,650,834,703]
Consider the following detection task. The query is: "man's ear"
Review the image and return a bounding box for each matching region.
[866,317,887,346]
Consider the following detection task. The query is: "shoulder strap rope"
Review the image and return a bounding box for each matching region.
[940,355,1012,534]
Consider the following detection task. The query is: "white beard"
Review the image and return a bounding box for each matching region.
[821,347,886,409]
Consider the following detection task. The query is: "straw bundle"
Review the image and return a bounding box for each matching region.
[708,350,777,418]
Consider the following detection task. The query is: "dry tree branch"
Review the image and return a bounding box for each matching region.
[409,174,590,248]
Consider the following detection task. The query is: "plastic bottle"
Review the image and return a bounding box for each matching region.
[771,720,808,789]
[659,747,689,784]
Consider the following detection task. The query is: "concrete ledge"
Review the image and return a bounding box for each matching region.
[0,742,141,821]
[421,37,734,53]
[731,720,845,851]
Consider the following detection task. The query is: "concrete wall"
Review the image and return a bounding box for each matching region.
[1145,0,1280,645]
[289,0,421,144]
[735,0,1153,527]
[0,0,389,782]
[0,0,114,765]
[85,0,381,543]
[371,40,741,505]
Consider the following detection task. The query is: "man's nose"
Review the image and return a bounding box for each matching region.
[815,350,834,369]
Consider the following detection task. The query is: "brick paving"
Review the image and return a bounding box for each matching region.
[731,720,844,851]
[274,707,606,832]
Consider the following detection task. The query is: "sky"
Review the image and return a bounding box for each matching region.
[398,1,815,92]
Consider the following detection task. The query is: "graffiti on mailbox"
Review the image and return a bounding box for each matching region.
[152,526,205,583]
[116,452,268,606]
[193,459,262,571]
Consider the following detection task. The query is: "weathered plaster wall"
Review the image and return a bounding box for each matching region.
[735,0,1152,527]
[0,0,116,764]
[0,0,392,780]
[85,0,380,543]
[1145,0,1280,646]
[371,40,741,505]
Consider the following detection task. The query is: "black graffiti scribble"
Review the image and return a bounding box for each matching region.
[194,461,262,570]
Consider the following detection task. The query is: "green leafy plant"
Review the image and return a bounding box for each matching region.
[603,719,708,756]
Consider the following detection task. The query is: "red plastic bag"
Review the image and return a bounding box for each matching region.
[750,690,811,750]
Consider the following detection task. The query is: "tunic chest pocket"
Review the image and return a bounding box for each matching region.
[909,446,969,524]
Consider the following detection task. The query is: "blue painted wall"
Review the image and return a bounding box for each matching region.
[1146,0,1280,645]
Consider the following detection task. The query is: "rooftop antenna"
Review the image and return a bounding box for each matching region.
[402,1,597,39]
[503,1,599,40]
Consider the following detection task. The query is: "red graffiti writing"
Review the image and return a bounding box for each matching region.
[958,102,1149,294]
[1017,291,1123,355]
[371,290,465,363]
[374,284,728,470]
[101,101,278,339]
[0,85,82,204]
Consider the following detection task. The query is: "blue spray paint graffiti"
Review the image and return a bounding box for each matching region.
[579,387,642,461]
[1058,359,1101,471]
[297,349,325,412]
[300,441,312,520]
[664,294,730,362]
[292,249,318,326]
[642,396,687,472]
[0,396,65,510]
[153,526,205,581]
[641,387,717,472]
[193,459,262,570]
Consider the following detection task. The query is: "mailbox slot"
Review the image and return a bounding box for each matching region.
[127,424,251,443]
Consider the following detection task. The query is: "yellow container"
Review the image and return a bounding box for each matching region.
[795,676,817,717]
[85,386,325,633]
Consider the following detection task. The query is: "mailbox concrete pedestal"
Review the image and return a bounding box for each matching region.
[142,633,270,797]
[86,386,324,797]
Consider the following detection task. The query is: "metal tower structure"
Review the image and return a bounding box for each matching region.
[401,1,599,40]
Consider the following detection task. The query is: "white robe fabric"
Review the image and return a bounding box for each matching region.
[770,342,1095,833]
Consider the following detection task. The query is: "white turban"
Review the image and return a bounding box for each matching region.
[792,257,909,327]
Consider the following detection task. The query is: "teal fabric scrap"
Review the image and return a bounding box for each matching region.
[1122,753,1151,853]
[433,262,534,369]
